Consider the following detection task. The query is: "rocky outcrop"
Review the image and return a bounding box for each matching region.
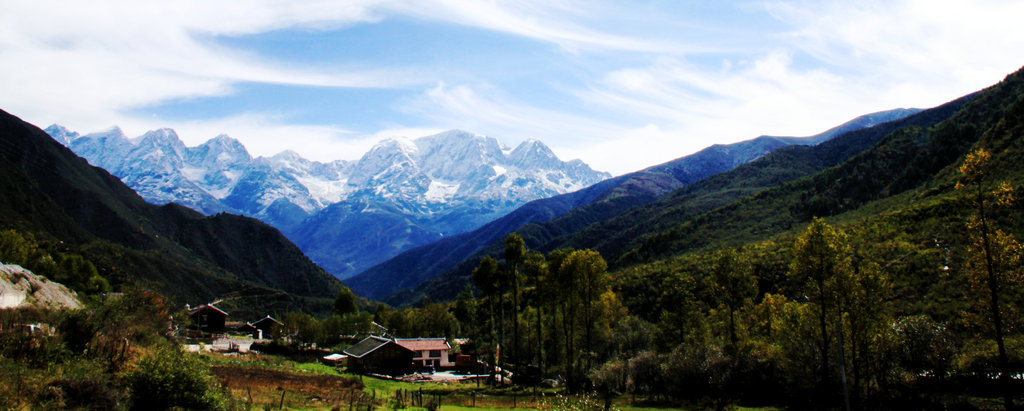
[0,263,81,310]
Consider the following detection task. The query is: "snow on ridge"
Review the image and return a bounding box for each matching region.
[49,124,609,228]
[296,175,349,204]
[425,180,459,202]
[180,166,206,181]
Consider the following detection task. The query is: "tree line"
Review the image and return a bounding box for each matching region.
[367,148,1022,408]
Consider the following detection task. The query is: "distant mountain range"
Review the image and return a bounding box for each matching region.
[45,127,610,279]
[346,108,920,301]
[0,109,342,316]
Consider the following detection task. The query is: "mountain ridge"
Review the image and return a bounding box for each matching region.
[46,126,610,279]
[346,108,919,301]
[399,94,977,304]
[3,109,343,316]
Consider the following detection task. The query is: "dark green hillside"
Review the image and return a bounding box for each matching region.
[405,97,968,304]
[580,67,1024,408]
[352,136,788,302]
[623,68,1023,267]
[364,110,919,305]
[347,176,622,300]
[548,96,969,265]
[0,109,342,316]
[389,67,1024,409]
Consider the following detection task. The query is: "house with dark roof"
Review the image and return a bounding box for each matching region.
[234,315,284,339]
[236,322,257,337]
[394,338,453,369]
[188,303,228,333]
[343,336,415,375]
[252,315,283,339]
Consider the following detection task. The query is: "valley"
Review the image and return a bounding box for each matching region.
[2,54,1023,411]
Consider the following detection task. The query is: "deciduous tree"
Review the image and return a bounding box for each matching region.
[956,148,1021,409]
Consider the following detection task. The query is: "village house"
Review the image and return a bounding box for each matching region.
[343,335,415,375]
[251,315,283,339]
[188,303,228,333]
[341,335,457,375]
[394,337,453,369]
[235,315,283,339]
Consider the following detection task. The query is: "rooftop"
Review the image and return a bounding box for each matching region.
[344,335,395,358]
[394,337,450,352]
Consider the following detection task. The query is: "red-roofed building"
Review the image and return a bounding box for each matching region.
[394,338,453,369]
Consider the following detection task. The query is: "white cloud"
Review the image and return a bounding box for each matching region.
[3,0,1024,177]
[390,0,678,54]
[557,0,1024,173]
[558,124,704,176]
[565,52,871,173]
[401,81,631,147]
[106,112,372,162]
[0,0,424,132]
[766,0,1024,105]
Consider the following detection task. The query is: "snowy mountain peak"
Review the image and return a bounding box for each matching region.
[272,149,303,160]
[65,127,133,171]
[44,124,79,145]
[417,130,507,154]
[191,134,251,169]
[137,128,180,143]
[83,126,129,141]
[48,124,611,280]
[136,128,184,152]
[198,134,248,155]
[509,138,559,169]
[371,137,418,155]
[206,134,246,149]
[134,128,188,165]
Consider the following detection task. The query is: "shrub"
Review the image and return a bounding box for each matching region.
[124,346,228,410]
[37,376,122,410]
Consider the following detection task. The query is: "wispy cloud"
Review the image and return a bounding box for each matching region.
[116,112,380,163]
[0,0,422,132]
[2,0,1022,176]
[554,0,1024,173]
[390,0,678,54]
[766,0,1024,102]
[400,81,631,148]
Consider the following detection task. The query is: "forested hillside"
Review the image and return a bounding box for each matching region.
[357,109,920,303]
[404,92,970,304]
[361,66,1024,409]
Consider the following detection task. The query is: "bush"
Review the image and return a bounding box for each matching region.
[37,376,122,410]
[124,346,228,410]
[0,327,68,368]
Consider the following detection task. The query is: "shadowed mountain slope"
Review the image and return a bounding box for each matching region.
[346,109,919,301]
[0,109,343,315]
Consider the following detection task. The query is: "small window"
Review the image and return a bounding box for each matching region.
[429,350,441,358]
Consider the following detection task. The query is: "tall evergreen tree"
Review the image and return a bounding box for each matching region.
[789,217,852,400]
[706,247,756,350]
[504,234,527,372]
[473,256,504,372]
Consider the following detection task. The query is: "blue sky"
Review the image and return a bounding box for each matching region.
[2,1,1023,175]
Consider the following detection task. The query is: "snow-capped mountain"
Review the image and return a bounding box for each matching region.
[46,125,610,279]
